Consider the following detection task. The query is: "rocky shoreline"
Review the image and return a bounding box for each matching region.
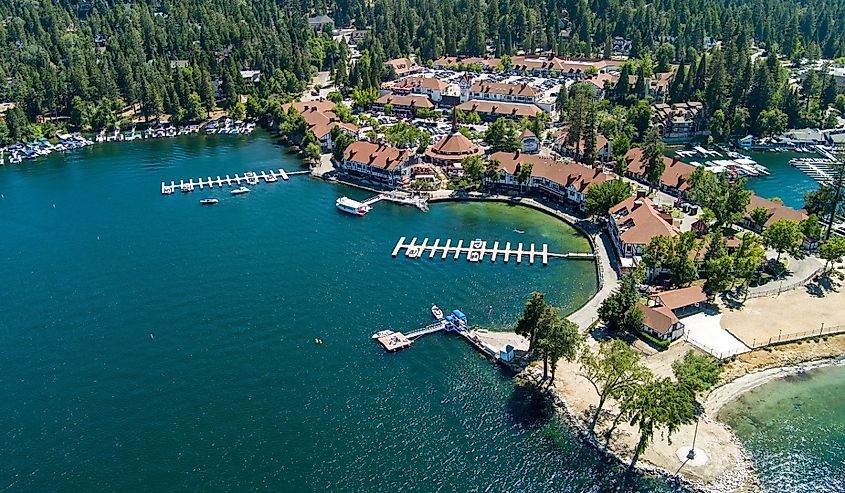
[518,366,759,493]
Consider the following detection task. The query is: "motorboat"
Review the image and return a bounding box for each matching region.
[199,198,219,205]
[431,305,444,320]
[336,196,371,216]
[231,186,251,195]
[468,251,480,262]
[471,238,483,249]
[372,329,395,339]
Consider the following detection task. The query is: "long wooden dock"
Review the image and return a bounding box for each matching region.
[160,168,307,195]
[391,236,594,266]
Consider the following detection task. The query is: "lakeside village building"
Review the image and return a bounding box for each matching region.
[379,56,703,141]
[281,101,358,152]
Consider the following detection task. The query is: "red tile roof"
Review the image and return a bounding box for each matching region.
[424,132,482,162]
[470,81,539,98]
[624,147,696,192]
[640,303,679,335]
[343,141,413,171]
[376,93,434,109]
[456,99,544,118]
[610,195,679,246]
[651,286,708,310]
[490,151,616,192]
[745,194,807,227]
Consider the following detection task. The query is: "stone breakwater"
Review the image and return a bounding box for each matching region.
[518,366,759,493]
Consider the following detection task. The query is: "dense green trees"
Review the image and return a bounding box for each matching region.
[0,0,335,141]
[584,179,633,219]
[597,269,644,334]
[515,292,583,380]
[688,167,752,229]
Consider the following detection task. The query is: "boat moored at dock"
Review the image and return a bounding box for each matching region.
[336,196,372,216]
[431,305,444,320]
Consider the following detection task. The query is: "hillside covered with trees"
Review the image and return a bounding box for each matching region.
[0,0,342,142]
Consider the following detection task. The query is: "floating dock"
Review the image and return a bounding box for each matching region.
[160,168,309,194]
[391,236,595,266]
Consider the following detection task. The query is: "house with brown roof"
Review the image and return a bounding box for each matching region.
[652,102,706,142]
[456,100,544,121]
[281,101,359,151]
[650,285,709,317]
[424,130,483,171]
[489,151,616,208]
[385,57,422,77]
[623,148,696,196]
[469,81,539,104]
[639,303,685,341]
[341,141,415,187]
[374,93,434,116]
[608,194,680,260]
[740,194,808,232]
[639,285,709,341]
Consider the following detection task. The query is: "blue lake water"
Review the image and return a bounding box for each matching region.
[0,132,677,491]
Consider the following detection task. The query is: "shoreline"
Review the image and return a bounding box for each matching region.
[705,353,845,417]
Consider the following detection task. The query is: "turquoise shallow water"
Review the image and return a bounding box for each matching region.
[720,365,845,493]
[0,132,675,491]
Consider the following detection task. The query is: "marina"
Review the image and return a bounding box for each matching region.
[391,236,595,265]
[789,157,842,184]
[160,168,308,194]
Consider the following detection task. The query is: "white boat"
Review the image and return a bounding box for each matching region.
[471,238,483,249]
[199,198,219,205]
[372,329,394,339]
[431,305,444,320]
[336,196,371,216]
[231,186,251,195]
[468,251,480,262]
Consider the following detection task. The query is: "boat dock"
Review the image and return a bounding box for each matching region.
[361,192,429,211]
[160,168,309,194]
[790,158,840,185]
[390,236,595,266]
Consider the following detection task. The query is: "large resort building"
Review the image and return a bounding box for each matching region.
[340,141,415,187]
[456,99,544,121]
[468,81,539,104]
[489,151,616,208]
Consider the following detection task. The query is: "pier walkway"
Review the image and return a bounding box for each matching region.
[361,192,429,211]
[391,236,595,266]
[160,168,308,194]
[404,321,447,339]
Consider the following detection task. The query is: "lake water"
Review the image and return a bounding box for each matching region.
[720,365,845,493]
[668,148,819,209]
[0,132,674,491]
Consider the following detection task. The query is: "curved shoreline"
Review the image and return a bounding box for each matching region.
[705,354,845,417]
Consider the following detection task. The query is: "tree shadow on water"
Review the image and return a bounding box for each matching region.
[504,382,554,429]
